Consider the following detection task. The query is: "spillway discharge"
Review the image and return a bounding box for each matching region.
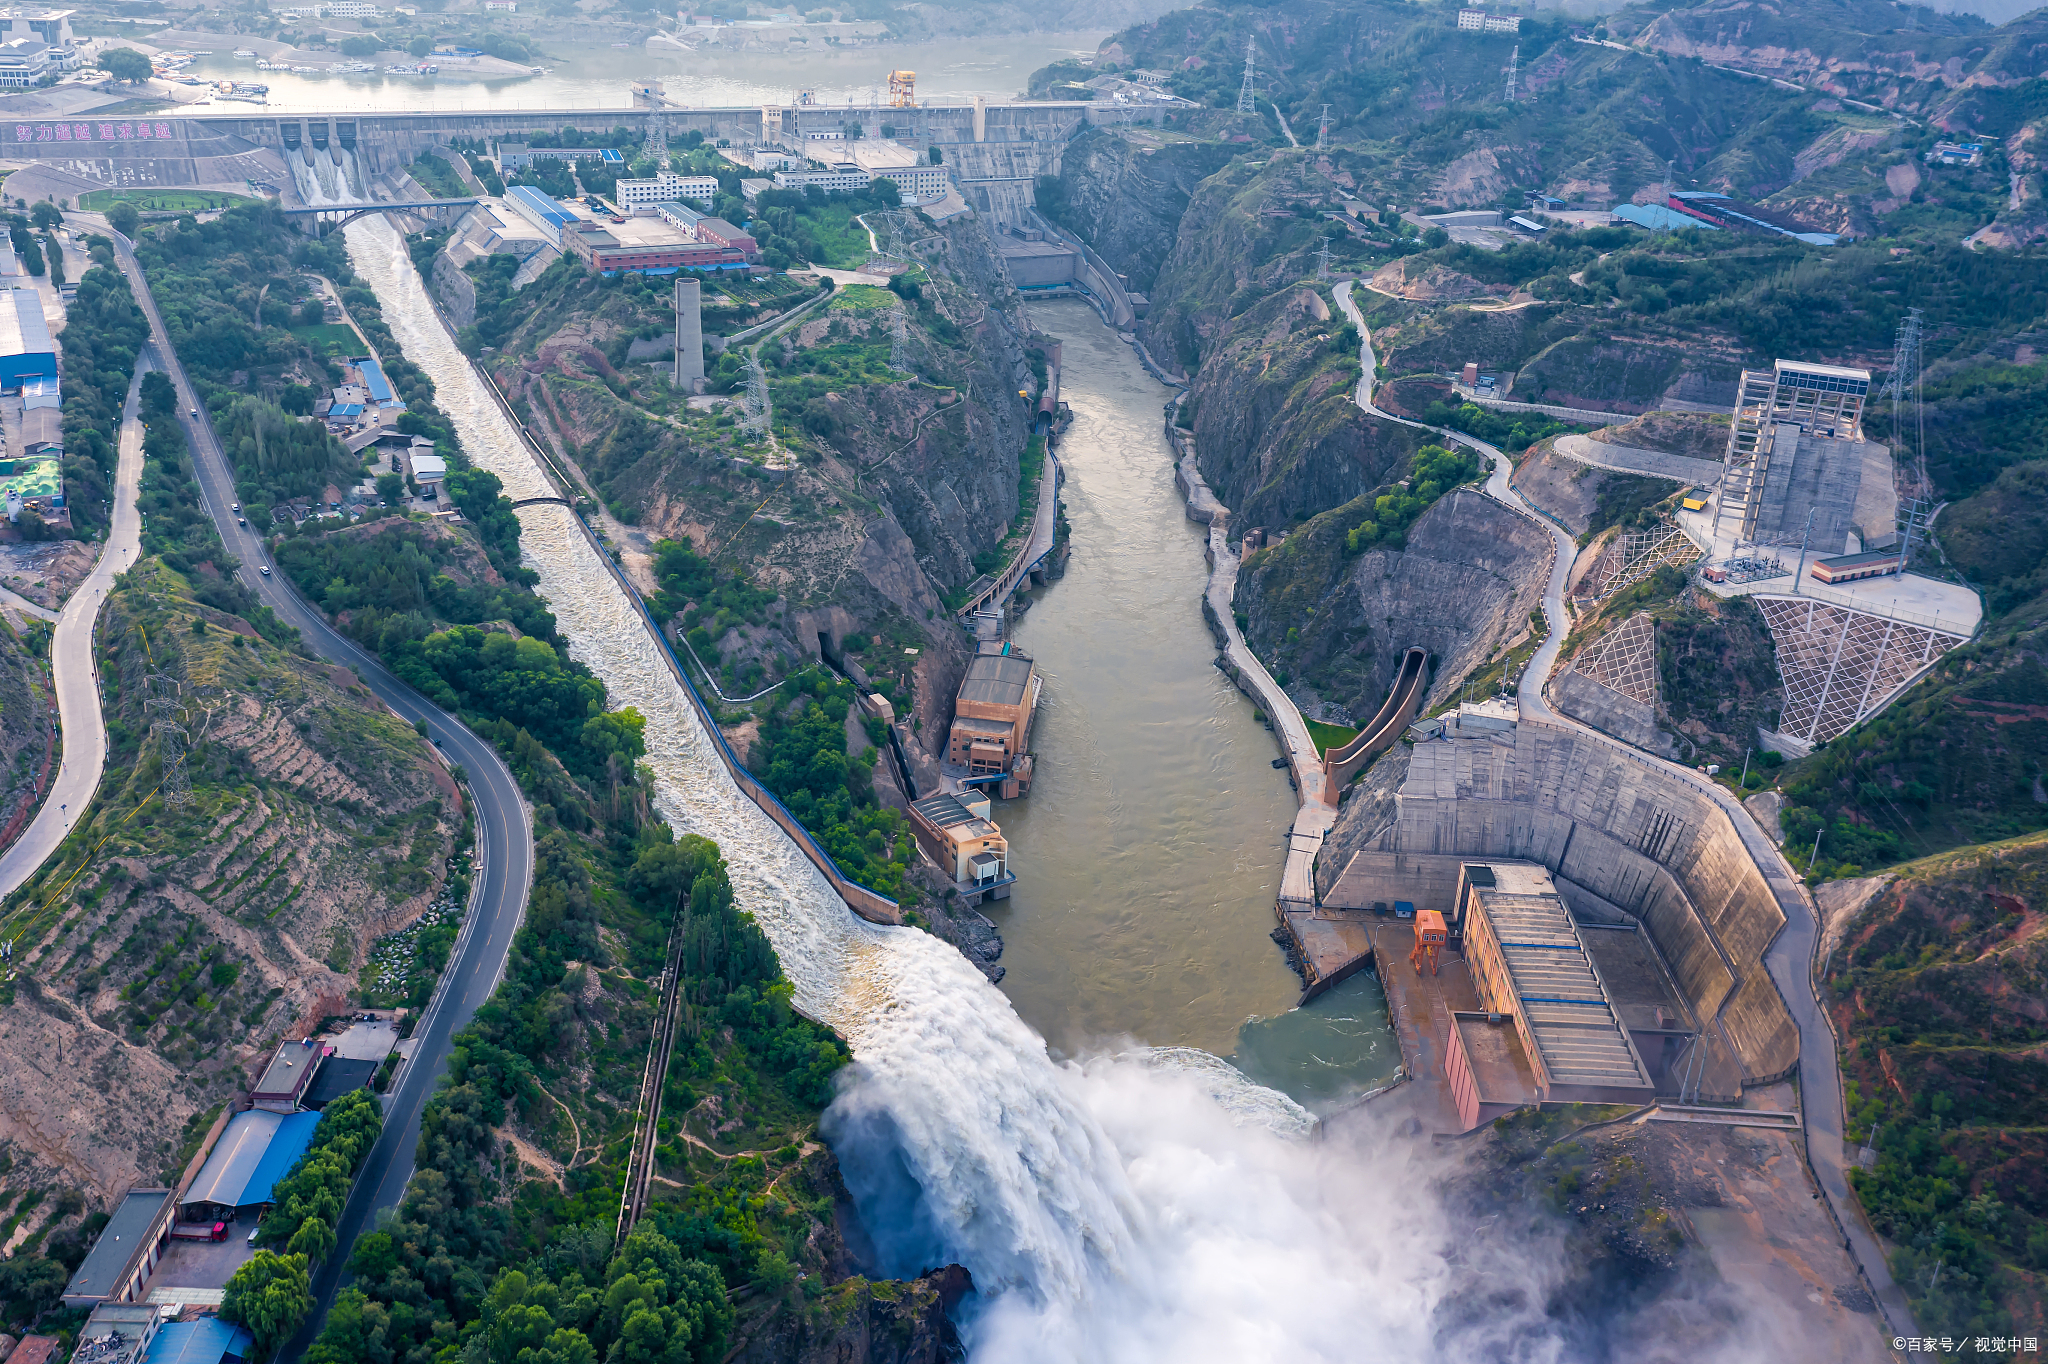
[324,210,1619,1363]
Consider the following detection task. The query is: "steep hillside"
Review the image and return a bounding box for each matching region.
[1236,469,1550,727]
[1828,832,2048,1343]
[1036,126,1234,296]
[0,553,460,1245]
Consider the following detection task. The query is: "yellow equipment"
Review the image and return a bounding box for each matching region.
[1409,909,1447,977]
[888,70,916,108]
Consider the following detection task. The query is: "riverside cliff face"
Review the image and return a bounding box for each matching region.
[1040,126,1233,297]
[1235,486,1552,726]
[1188,285,1423,531]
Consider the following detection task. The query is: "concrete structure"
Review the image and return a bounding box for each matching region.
[1445,1010,1538,1128]
[502,185,574,248]
[1457,861,1657,1104]
[1326,716,1801,1099]
[250,1040,322,1112]
[613,171,718,210]
[1752,595,1966,747]
[61,1190,174,1307]
[908,790,1013,902]
[1553,611,1667,753]
[0,288,53,390]
[1714,359,1879,552]
[0,9,72,46]
[71,1303,160,1364]
[1809,547,1903,584]
[993,236,1078,288]
[946,649,1039,792]
[673,275,704,392]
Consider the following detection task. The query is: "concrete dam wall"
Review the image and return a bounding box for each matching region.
[1324,717,1798,1090]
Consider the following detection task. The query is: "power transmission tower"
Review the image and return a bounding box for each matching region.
[741,352,770,436]
[1315,236,1333,282]
[1236,35,1257,115]
[1316,104,1331,150]
[152,722,192,806]
[1503,44,1519,102]
[646,113,669,171]
[1887,307,1934,566]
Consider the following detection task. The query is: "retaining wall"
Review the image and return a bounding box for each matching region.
[1376,718,1796,1082]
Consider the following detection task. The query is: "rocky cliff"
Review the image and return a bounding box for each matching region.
[1039,126,1233,295]
[1236,486,1552,726]
[1190,285,1422,532]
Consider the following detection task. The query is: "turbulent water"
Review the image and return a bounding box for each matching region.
[323,203,1592,1361]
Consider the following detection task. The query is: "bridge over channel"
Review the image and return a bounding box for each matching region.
[280,199,475,230]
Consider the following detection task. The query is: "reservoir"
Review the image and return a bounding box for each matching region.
[998,300,1400,1107]
[186,32,1109,114]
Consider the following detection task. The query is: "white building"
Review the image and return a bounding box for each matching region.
[613,171,719,210]
[0,36,54,86]
[0,8,73,47]
[1456,8,1486,29]
[483,0,516,11]
[773,166,873,194]
[871,163,949,204]
[1457,7,1520,30]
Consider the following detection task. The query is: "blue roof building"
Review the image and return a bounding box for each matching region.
[356,356,403,409]
[0,290,55,392]
[242,1110,321,1208]
[503,185,576,248]
[1612,203,1721,233]
[144,1320,255,1364]
[180,1111,280,1216]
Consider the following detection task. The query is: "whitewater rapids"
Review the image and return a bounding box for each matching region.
[326,207,1622,1362]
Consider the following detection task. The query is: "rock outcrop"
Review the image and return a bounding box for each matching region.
[1041,126,1232,295]
[1236,488,1552,724]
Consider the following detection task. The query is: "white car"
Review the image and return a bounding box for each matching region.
[259,565,271,577]
[231,502,240,512]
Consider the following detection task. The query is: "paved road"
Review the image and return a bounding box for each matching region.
[99,227,538,1354]
[0,361,146,901]
[1335,279,1914,1335]
[1553,432,1726,485]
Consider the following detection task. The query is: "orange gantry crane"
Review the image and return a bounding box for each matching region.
[888,70,916,107]
[1409,909,1447,977]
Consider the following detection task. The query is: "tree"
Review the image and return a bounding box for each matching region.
[105,201,140,239]
[340,35,379,57]
[286,1215,336,1263]
[407,35,431,57]
[222,1250,312,1361]
[98,48,152,84]
[28,200,60,229]
[375,471,404,504]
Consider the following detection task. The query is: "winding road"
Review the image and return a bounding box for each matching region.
[1333,279,1913,1334]
[0,358,146,901]
[96,226,538,1355]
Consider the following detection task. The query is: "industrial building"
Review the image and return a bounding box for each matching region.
[0,288,55,389]
[1809,547,1905,584]
[1713,358,1884,554]
[179,1108,321,1221]
[613,170,719,210]
[60,1188,174,1308]
[1667,191,1840,245]
[564,220,747,275]
[1452,861,1656,1106]
[946,649,1040,794]
[250,1038,323,1111]
[907,790,1013,902]
[502,184,577,247]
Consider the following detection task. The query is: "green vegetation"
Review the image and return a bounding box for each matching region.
[748,186,902,269]
[1421,399,1581,456]
[223,1250,312,1362]
[254,1089,384,1261]
[752,676,913,900]
[77,189,258,214]
[405,153,467,200]
[829,283,897,312]
[1830,835,2048,1346]
[1305,719,1360,754]
[57,261,151,540]
[96,46,151,83]
[1343,444,1480,552]
[288,322,363,359]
